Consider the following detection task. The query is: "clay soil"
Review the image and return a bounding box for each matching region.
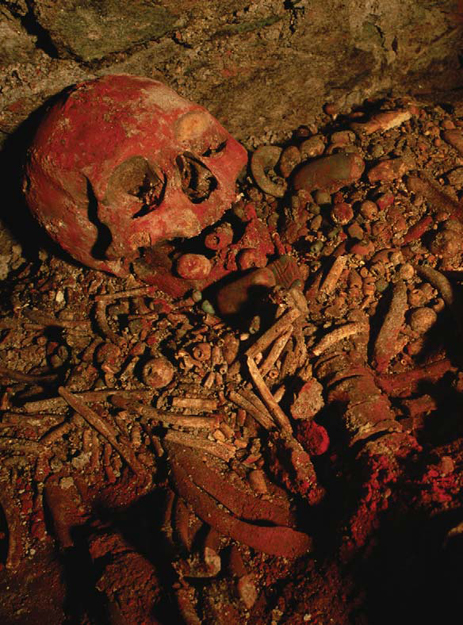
[2,95,463,625]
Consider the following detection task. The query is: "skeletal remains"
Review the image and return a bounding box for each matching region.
[1,77,462,622]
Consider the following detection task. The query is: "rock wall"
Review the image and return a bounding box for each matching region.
[1,0,462,147]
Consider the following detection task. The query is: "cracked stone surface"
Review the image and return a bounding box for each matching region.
[0,0,461,146]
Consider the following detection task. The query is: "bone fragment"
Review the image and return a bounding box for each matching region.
[111,396,217,428]
[312,322,369,356]
[228,389,275,430]
[247,356,293,434]
[246,307,301,360]
[168,455,311,558]
[259,328,293,377]
[23,309,91,328]
[319,255,348,295]
[166,443,296,527]
[372,280,408,373]
[173,496,192,551]
[22,389,154,414]
[163,430,235,462]
[0,365,57,384]
[203,371,216,389]
[40,422,73,446]
[415,265,454,306]
[58,386,145,476]
[94,300,124,346]
[376,358,453,397]
[250,145,287,197]
[0,437,50,456]
[171,397,218,412]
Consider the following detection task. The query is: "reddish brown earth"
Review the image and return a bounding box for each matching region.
[2,96,463,624]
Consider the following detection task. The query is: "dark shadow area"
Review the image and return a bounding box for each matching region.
[94,489,188,625]
[61,535,111,625]
[0,90,80,267]
[411,378,463,447]
[0,502,8,566]
[17,4,60,58]
[87,178,113,261]
[359,506,463,625]
[39,480,188,625]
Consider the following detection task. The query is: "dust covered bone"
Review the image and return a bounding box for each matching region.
[23,74,248,279]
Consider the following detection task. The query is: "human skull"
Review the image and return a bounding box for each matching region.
[23,74,248,276]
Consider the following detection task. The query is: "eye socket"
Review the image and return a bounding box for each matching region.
[106,156,166,218]
[176,152,217,204]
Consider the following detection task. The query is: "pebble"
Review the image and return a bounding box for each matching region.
[201,300,216,314]
[409,307,438,333]
[347,222,364,240]
[428,227,462,260]
[367,158,409,183]
[331,202,354,225]
[351,109,411,135]
[447,167,463,187]
[237,574,258,609]
[330,130,356,146]
[314,190,331,205]
[375,278,389,293]
[309,239,324,254]
[397,263,415,280]
[442,129,463,155]
[293,153,365,194]
[323,102,339,117]
[350,239,375,256]
[59,477,75,490]
[376,192,395,210]
[370,143,385,158]
[279,145,302,178]
[438,455,454,475]
[142,357,175,388]
[389,250,404,265]
[176,253,212,280]
[359,200,378,220]
[299,135,325,159]
[290,379,325,420]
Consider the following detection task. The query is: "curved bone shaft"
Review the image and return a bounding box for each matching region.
[376,358,453,397]
[166,443,296,528]
[250,145,287,197]
[372,281,407,372]
[0,486,26,570]
[312,322,369,357]
[169,457,312,558]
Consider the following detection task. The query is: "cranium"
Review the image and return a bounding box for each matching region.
[23,74,248,277]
